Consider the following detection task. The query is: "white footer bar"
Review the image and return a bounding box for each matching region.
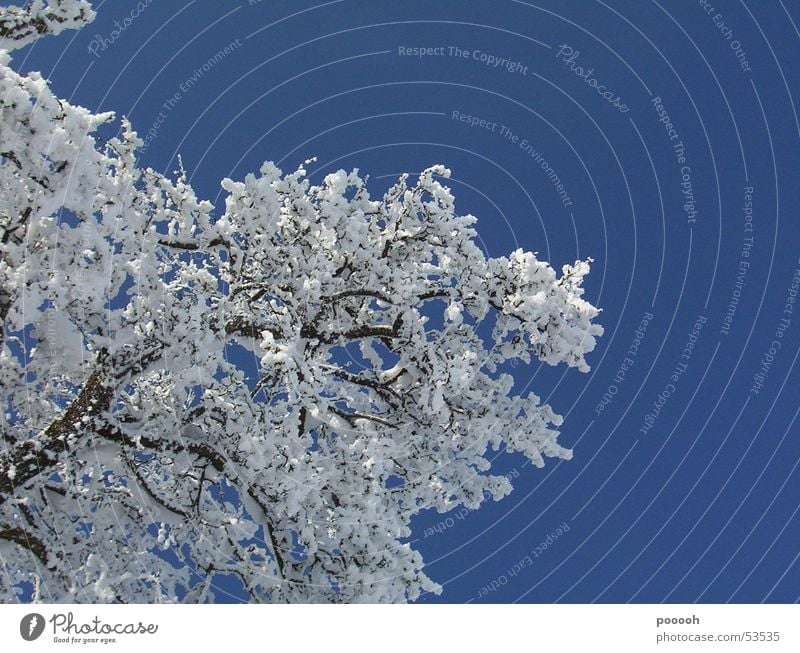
[2,604,797,651]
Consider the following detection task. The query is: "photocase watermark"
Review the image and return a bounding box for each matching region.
[554,44,629,113]
[651,94,697,225]
[177,38,243,94]
[139,38,243,153]
[475,521,570,598]
[397,45,528,75]
[651,95,682,144]
[675,144,697,226]
[720,186,754,336]
[698,1,752,73]
[750,259,800,395]
[451,110,573,208]
[639,314,707,436]
[18,612,158,645]
[19,613,45,641]
[595,311,654,417]
[87,0,156,58]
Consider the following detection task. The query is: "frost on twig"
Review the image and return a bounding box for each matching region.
[0,0,94,51]
[0,2,602,603]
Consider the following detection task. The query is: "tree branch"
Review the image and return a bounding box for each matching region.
[329,406,397,428]
[0,525,54,569]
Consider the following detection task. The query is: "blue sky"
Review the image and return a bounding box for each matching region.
[15,0,800,602]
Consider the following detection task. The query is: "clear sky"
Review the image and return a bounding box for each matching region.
[16,0,800,603]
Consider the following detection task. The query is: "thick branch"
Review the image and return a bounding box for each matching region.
[0,367,113,499]
[301,322,399,343]
[0,344,226,502]
[157,236,230,251]
[326,367,402,408]
[246,487,287,581]
[0,525,53,569]
[321,289,393,307]
[330,406,397,428]
[225,316,276,340]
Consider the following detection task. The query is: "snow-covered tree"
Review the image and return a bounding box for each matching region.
[0,1,602,602]
[0,0,94,51]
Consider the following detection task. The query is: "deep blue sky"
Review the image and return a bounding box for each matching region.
[15,0,800,603]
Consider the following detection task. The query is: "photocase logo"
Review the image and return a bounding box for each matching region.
[20,613,45,641]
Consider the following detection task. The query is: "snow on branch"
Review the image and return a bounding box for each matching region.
[0,0,94,51]
[0,3,602,603]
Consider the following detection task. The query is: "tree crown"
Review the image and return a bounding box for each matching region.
[0,0,602,603]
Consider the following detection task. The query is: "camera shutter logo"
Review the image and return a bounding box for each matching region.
[20,613,45,641]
